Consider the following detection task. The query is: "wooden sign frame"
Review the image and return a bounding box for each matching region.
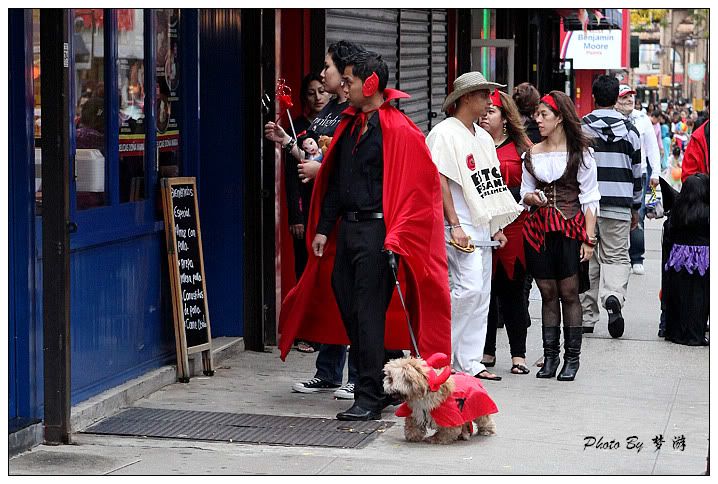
[161,177,214,382]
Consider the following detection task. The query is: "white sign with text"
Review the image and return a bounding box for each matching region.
[562,30,622,70]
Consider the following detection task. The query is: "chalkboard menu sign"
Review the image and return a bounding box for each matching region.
[161,177,214,381]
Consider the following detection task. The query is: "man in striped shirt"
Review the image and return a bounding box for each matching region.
[579,75,642,339]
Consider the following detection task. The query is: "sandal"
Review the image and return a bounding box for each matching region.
[511,363,530,375]
[296,341,315,353]
[480,356,496,367]
[475,370,502,381]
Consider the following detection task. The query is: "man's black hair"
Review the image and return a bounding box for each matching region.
[327,40,365,75]
[345,50,389,92]
[592,75,619,108]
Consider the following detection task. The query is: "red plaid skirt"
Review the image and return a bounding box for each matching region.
[523,206,588,253]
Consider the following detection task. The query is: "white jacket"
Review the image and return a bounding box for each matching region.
[629,109,661,180]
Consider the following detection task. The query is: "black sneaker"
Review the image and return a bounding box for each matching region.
[606,296,624,338]
[292,377,340,394]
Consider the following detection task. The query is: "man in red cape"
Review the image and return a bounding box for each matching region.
[278,51,451,420]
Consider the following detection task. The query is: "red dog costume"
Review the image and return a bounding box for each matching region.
[395,353,498,429]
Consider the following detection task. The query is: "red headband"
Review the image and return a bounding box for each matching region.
[541,94,559,112]
[362,72,379,97]
[490,89,503,108]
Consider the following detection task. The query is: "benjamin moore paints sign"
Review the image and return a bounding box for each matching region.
[561,30,623,70]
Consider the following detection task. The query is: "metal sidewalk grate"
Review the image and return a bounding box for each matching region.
[83,407,393,449]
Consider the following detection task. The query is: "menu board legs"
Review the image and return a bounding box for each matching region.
[161,177,214,382]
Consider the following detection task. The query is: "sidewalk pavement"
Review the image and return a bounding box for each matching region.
[9,218,709,475]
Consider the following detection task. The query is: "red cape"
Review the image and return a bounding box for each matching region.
[278,89,451,360]
[681,121,709,182]
[395,373,498,427]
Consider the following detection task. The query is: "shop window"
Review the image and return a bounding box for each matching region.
[155,9,180,180]
[74,8,108,210]
[32,9,42,212]
[118,9,146,202]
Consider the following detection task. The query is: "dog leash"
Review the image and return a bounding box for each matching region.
[385,250,421,359]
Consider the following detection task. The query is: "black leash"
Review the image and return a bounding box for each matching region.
[385,250,421,359]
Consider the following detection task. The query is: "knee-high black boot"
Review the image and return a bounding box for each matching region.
[557,327,582,381]
[536,326,560,378]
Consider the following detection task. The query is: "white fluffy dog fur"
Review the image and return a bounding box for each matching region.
[383,356,497,444]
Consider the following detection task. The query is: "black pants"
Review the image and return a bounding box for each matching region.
[292,233,308,281]
[485,263,528,358]
[331,219,397,411]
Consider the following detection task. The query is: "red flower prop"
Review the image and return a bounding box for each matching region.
[276,78,294,110]
[362,72,379,97]
[275,78,297,140]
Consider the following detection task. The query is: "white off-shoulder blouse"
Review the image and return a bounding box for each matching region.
[519,150,601,216]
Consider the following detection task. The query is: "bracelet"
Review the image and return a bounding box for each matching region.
[282,138,296,152]
[449,224,462,230]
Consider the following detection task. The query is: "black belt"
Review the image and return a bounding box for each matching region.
[344,211,384,222]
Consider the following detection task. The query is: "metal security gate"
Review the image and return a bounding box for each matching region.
[325,8,448,134]
[398,9,448,133]
[326,9,399,89]
[428,10,448,131]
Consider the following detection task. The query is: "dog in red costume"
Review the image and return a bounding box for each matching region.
[383,353,498,444]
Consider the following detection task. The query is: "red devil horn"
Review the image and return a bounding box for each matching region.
[424,353,451,391]
[427,366,451,392]
[425,353,450,369]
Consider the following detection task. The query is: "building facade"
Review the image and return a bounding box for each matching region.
[9,7,574,449]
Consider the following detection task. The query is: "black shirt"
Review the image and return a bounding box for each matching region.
[308,97,348,138]
[317,111,384,236]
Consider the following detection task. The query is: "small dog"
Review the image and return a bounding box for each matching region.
[383,353,497,444]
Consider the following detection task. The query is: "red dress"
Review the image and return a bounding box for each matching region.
[395,373,498,427]
[493,140,528,280]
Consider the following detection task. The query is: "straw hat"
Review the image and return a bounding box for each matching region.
[442,72,506,112]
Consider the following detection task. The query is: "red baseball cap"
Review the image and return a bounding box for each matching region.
[618,84,636,97]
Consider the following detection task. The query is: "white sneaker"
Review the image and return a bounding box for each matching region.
[292,377,339,394]
[632,263,645,275]
[333,383,355,400]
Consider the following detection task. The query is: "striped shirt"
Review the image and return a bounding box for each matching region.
[582,109,642,211]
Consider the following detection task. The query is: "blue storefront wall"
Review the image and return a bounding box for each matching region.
[9,8,247,424]
[32,230,175,407]
[197,8,245,340]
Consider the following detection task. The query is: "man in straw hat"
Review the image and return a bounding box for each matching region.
[426,72,524,382]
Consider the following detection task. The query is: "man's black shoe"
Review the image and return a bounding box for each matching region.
[336,404,381,421]
[605,295,624,338]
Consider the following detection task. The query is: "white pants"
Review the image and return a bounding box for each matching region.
[445,223,492,376]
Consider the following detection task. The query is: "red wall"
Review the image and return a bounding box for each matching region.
[574,69,598,117]
[278,9,312,304]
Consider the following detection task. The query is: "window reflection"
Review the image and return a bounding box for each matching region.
[155,9,180,180]
[118,9,146,202]
[74,8,107,210]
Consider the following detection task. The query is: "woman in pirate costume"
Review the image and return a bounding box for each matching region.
[520,91,600,381]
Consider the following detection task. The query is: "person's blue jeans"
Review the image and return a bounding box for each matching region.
[313,344,358,386]
[629,171,649,265]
